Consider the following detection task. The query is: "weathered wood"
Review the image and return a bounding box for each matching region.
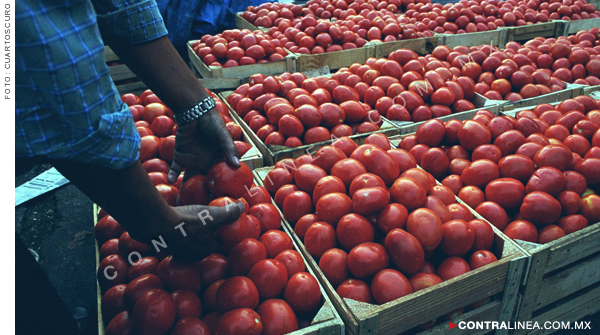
[500,83,588,114]
[419,301,500,335]
[561,18,600,35]
[114,81,147,96]
[506,22,562,42]
[544,224,600,273]
[103,46,120,63]
[372,36,444,58]
[94,204,104,335]
[295,45,375,72]
[444,29,509,49]
[235,13,259,31]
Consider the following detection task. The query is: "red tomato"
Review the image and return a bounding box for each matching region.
[424,195,453,223]
[406,208,443,252]
[98,254,129,290]
[520,191,562,226]
[102,284,127,322]
[143,158,170,174]
[283,272,322,314]
[196,253,228,286]
[106,311,134,335]
[282,191,313,224]
[416,119,446,147]
[274,184,299,209]
[202,279,224,313]
[242,185,271,207]
[249,204,281,233]
[319,248,349,287]
[227,238,267,276]
[118,231,151,258]
[316,192,353,225]
[468,219,495,252]
[336,213,375,251]
[312,175,347,206]
[179,175,211,206]
[214,308,263,335]
[257,300,299,335]
[99,239,120,262]
[275,249,306,279]
[216,276,260,312]
[352,187,391,216]
[580,194,600,223]
[503,220,538,243]
[458,185,486,209]
[389,177,427,211]
[347,242,390,278]
[376,203,409,234]
[534,145,573,172]
[313,146,347,174]
[171,317,211,335]
[437,257,471,281]
[348,173,386,197]
[304,222,337,258]
[557,214,589,234]
[371,269,413,305]
[207,162,253,199]
[525,166,566,198]
[469,250,498,269]
[295,164,328,194]
[384,228,424,275]
[485,178,525,211]
[248,259,288,300]
[260,230,293,258]
[440,220,475,256]
[155,184,178,206]
[474,201,510,231]
[171,290,202,319]
[336,278,373,303]
[457,120,492,151]
[360,147,400,186]
[132,289,176,335]
[157,256,201,293]
[330,158,367,189]
[461,159,500,189]
[537,225,566,244]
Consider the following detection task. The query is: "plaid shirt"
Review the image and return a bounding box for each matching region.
[16,0,167,169]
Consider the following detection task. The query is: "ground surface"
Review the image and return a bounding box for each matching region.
[15,165,598,335]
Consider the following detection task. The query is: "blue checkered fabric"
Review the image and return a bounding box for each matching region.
[16,0,167,169]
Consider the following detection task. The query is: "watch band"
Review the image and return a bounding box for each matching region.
[174,96,216,126]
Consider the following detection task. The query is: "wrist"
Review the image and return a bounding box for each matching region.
[174,96,216,126]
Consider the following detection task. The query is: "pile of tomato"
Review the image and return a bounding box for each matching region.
[401,97,600,244]
[262,132,500,327]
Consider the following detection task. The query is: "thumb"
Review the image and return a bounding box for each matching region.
[216,124,241,168]
[168,160,183,184]
[179,201,245,228]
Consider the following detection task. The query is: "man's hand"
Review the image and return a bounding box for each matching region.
[167,109,240,185]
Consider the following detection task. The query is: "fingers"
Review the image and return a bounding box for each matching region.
[168,160,183,184]
[203,201,246,227]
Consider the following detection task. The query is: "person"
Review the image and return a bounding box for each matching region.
[16,0,244,333]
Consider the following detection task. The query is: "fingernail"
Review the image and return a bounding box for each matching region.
[238,202,246,213]
[233,156,241,166]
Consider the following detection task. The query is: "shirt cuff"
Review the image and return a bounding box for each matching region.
[96,0,168,46]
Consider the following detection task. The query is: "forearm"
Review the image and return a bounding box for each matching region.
[51,159,176,242]
[110,36,209,112]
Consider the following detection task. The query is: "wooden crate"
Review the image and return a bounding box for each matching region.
[294,44,376,72]
[252,167,528,335]
[235,13,261,31]
[93,204,345,335]
[387,94,507,135]
[582,85,600,96]
[505,21,565,42]
[443,28,510,49]
[233,112,265,170]
[372,35,444,58]
[560,18,600,35]
[104,46,147,96]
[218,91,400,165]
[482,83,589,114]
[188,42,296,90]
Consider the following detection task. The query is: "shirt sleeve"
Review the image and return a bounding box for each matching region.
[93,0,168,46]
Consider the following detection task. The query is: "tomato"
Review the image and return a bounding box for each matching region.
[352,187,390,216]
[332,137,359,157]
[319,248,349,287]
[485,178,525,211]
[118,232,150,259]
[461,159,500,189]
[99,239,120,262]
[336,213,375,251]
[316,192,353,225]
[243,185,271,207]
[440,220,475,256]
[227,238,267,276]
[437,257,471,281]
[178,175,211,205]
[102,284,127,322]
[457,120,492,151]
[98,254,129,290]
[534,145,573,172]
[537,225,566,244]
[360,147,400,186]
[420,148,450,180]
[409,272,443,292]
[313,146,347,174]
[468,219,494,252]
[348,173,385,198]
[401,168,436,192]
[106,311,134,335]
[474,201,510,231]
[248,204,281,233]
[416,119,446,147]
[458,185,486,209]
[346,242,389,280]
[257,300,299,335]
[389,177,427,211]
[580,194,600,223]
[207,162,253,199]
[215,308,263,335]
[498,154,536,184]
[196,253,228,287]
[304,222,337,258]
[472,144,502,163]
[248,259,288,300]
[575,158,600,186]
[171,290,202,319]
[336,279,373,303]
[283,272,322,314]
[376,203,409,234]
[448,202,474,221]
[520,191,562,226]
[157,256,201,293]
[384,228,424,275]
[282,191,313,224]
[132,289,176,335]
[171,317,211,335]
[216,276,260,312]
[371,269,413,305]
[557,214,589,235]
[469,250,498,269]
[295,164,328,194]
[273,185,298,209]
[275,249,306,279]
[503,220,538,243]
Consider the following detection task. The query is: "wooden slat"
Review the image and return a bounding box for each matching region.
[418,301,500,335]
[235,13,259,31]
[443,29,508,49]
[373,36,444,58]
[94,204,105,335]
[563,18,600,35]
[534,252,600,310]
[295,45,375,72]
[544,223,600,273]
[103,46,120,63]
[529,284,600,335]
[108,64,137,82]
[114,81,146,96]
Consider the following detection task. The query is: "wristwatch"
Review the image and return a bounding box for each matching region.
[174,96,216,126]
